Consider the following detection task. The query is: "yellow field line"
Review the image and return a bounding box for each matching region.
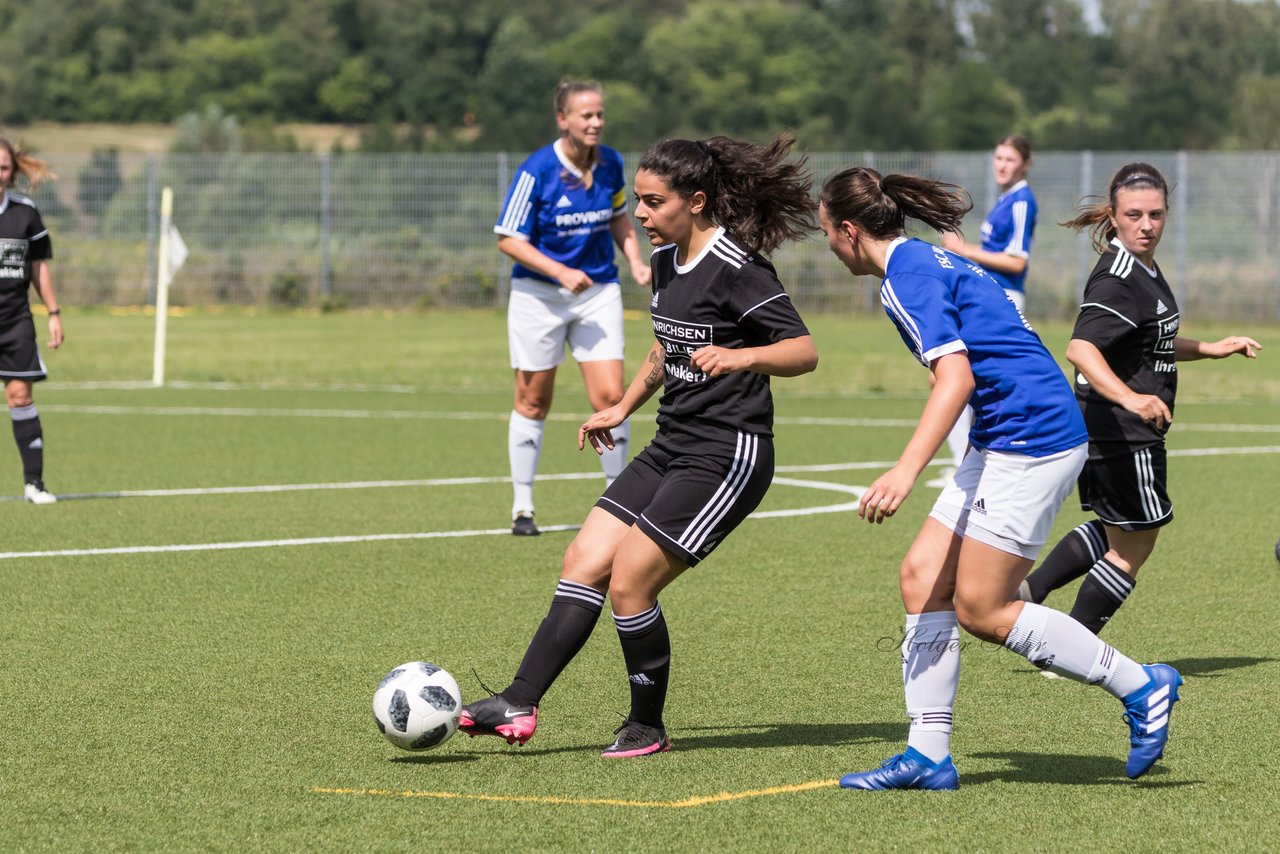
[312,778,838,809]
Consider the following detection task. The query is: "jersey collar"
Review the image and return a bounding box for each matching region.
[553,138,596,178]
[998,179,1028,201]
[1109,237,1159,277]
[883,235,910,271]
[0,191,8,215]
[674,226,725,274]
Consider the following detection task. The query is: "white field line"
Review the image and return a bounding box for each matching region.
[0,447,1274,561]
[36,403,1280,433]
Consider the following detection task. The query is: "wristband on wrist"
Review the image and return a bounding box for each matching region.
[48,309,60,316]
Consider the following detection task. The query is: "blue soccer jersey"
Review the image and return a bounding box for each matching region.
[494,140,628,284]
[978,180,1037,294]
[879,238,1086,456]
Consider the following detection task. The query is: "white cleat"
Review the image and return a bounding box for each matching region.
[24,482,57,505]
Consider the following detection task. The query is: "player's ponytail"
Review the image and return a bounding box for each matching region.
[1062,162,1169,254]
[820,167,971,239]
[638,133,816,255]
[0,137,55,191]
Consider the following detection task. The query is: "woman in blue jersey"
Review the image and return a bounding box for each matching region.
[1020,164,1260,636]
[0,137,62,505]
[941,134,1037,312]
[927,135,1037,487]
[495,81,651,536]
[818,166,1181,788]
[461,134,818,758]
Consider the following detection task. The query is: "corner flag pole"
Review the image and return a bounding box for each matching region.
[152,186,174,387]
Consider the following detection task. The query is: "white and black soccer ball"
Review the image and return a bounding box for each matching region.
[372,662,462,751]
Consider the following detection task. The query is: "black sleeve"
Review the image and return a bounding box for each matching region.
[730,262,809,345]
[1072,270,1135,349]
[28,207,52,261]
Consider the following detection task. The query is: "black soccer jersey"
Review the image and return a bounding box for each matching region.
[0,192,52,324]
[1071,239,1179,456]
[648,228,809,445]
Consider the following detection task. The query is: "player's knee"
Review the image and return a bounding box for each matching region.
[562,538,612,587]
[899,553,953,606]
[952,595,1003,641]
[514,397,551,420]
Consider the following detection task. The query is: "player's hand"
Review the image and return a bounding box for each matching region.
[1121,392,1171,429]
[47,315,63,349]
[1207,335,1261,359]
[690,345,749,378]
[631,264,652,288]
[579,405,627,455]
[557,267,594,295]
[858,465,915,525]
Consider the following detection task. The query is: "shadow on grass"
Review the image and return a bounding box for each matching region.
[390,753,481,765]
[462,721,903,757]
[964,751,1200,787]
[1161,656,1278,678]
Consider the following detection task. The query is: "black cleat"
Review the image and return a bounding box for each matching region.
[512,512,539,536]
[600,718,671,758]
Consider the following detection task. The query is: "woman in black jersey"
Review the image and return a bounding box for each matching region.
[0,137,62,504]
[1021,163,1260,635]
[460,134,818,757]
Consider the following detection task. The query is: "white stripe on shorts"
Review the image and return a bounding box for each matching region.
[1136,448,1160,521]
[679,431,758,555]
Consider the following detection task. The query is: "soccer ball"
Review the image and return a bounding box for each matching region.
[372,662,462,751]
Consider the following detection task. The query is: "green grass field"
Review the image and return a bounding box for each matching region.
[3,309,1278,851]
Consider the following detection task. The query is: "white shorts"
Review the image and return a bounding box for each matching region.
[1004,288,1025,313]
[508,278,625,371]
[929,443,1087,560]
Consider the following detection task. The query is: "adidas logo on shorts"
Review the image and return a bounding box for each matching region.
[971,497,987,515]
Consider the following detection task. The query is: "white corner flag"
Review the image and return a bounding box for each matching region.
[167,222,188,278]
[153,186,185,387]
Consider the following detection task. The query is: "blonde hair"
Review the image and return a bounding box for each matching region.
[0,136,56,191]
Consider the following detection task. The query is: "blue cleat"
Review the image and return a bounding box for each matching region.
[1122,663,1183,779]
[839,746,959,791]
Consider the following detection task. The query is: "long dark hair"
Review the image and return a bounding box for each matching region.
[637,133,815,255]
[1061,162,1169,254]
[819,166,971,240]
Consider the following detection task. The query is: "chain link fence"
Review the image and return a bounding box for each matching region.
[34,150,1280,320]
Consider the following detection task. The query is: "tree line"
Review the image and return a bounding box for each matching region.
[1,0,1278,152]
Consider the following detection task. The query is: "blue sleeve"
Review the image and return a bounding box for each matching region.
[495,161,540,241]
[1002,192,1036,258]
[880,272,966,366]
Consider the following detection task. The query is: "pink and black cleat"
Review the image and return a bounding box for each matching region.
[600,718,671,758]
[457,694,538,746]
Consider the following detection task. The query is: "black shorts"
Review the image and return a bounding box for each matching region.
[0,316,47,381]
[1079,445,1172,531]
[595,429,774,567]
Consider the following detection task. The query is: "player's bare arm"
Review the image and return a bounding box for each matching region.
[497,235,594,293]
[1067,338,1171,427]
[579,341,665,453]
[689,334,818,378]
[1173,335,1261,361]
[859,351,973,524]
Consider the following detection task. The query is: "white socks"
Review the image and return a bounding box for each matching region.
[600,419,629,488]
[508,410,544,517]
[903,611,960,763]
[1004,602,1150,699]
